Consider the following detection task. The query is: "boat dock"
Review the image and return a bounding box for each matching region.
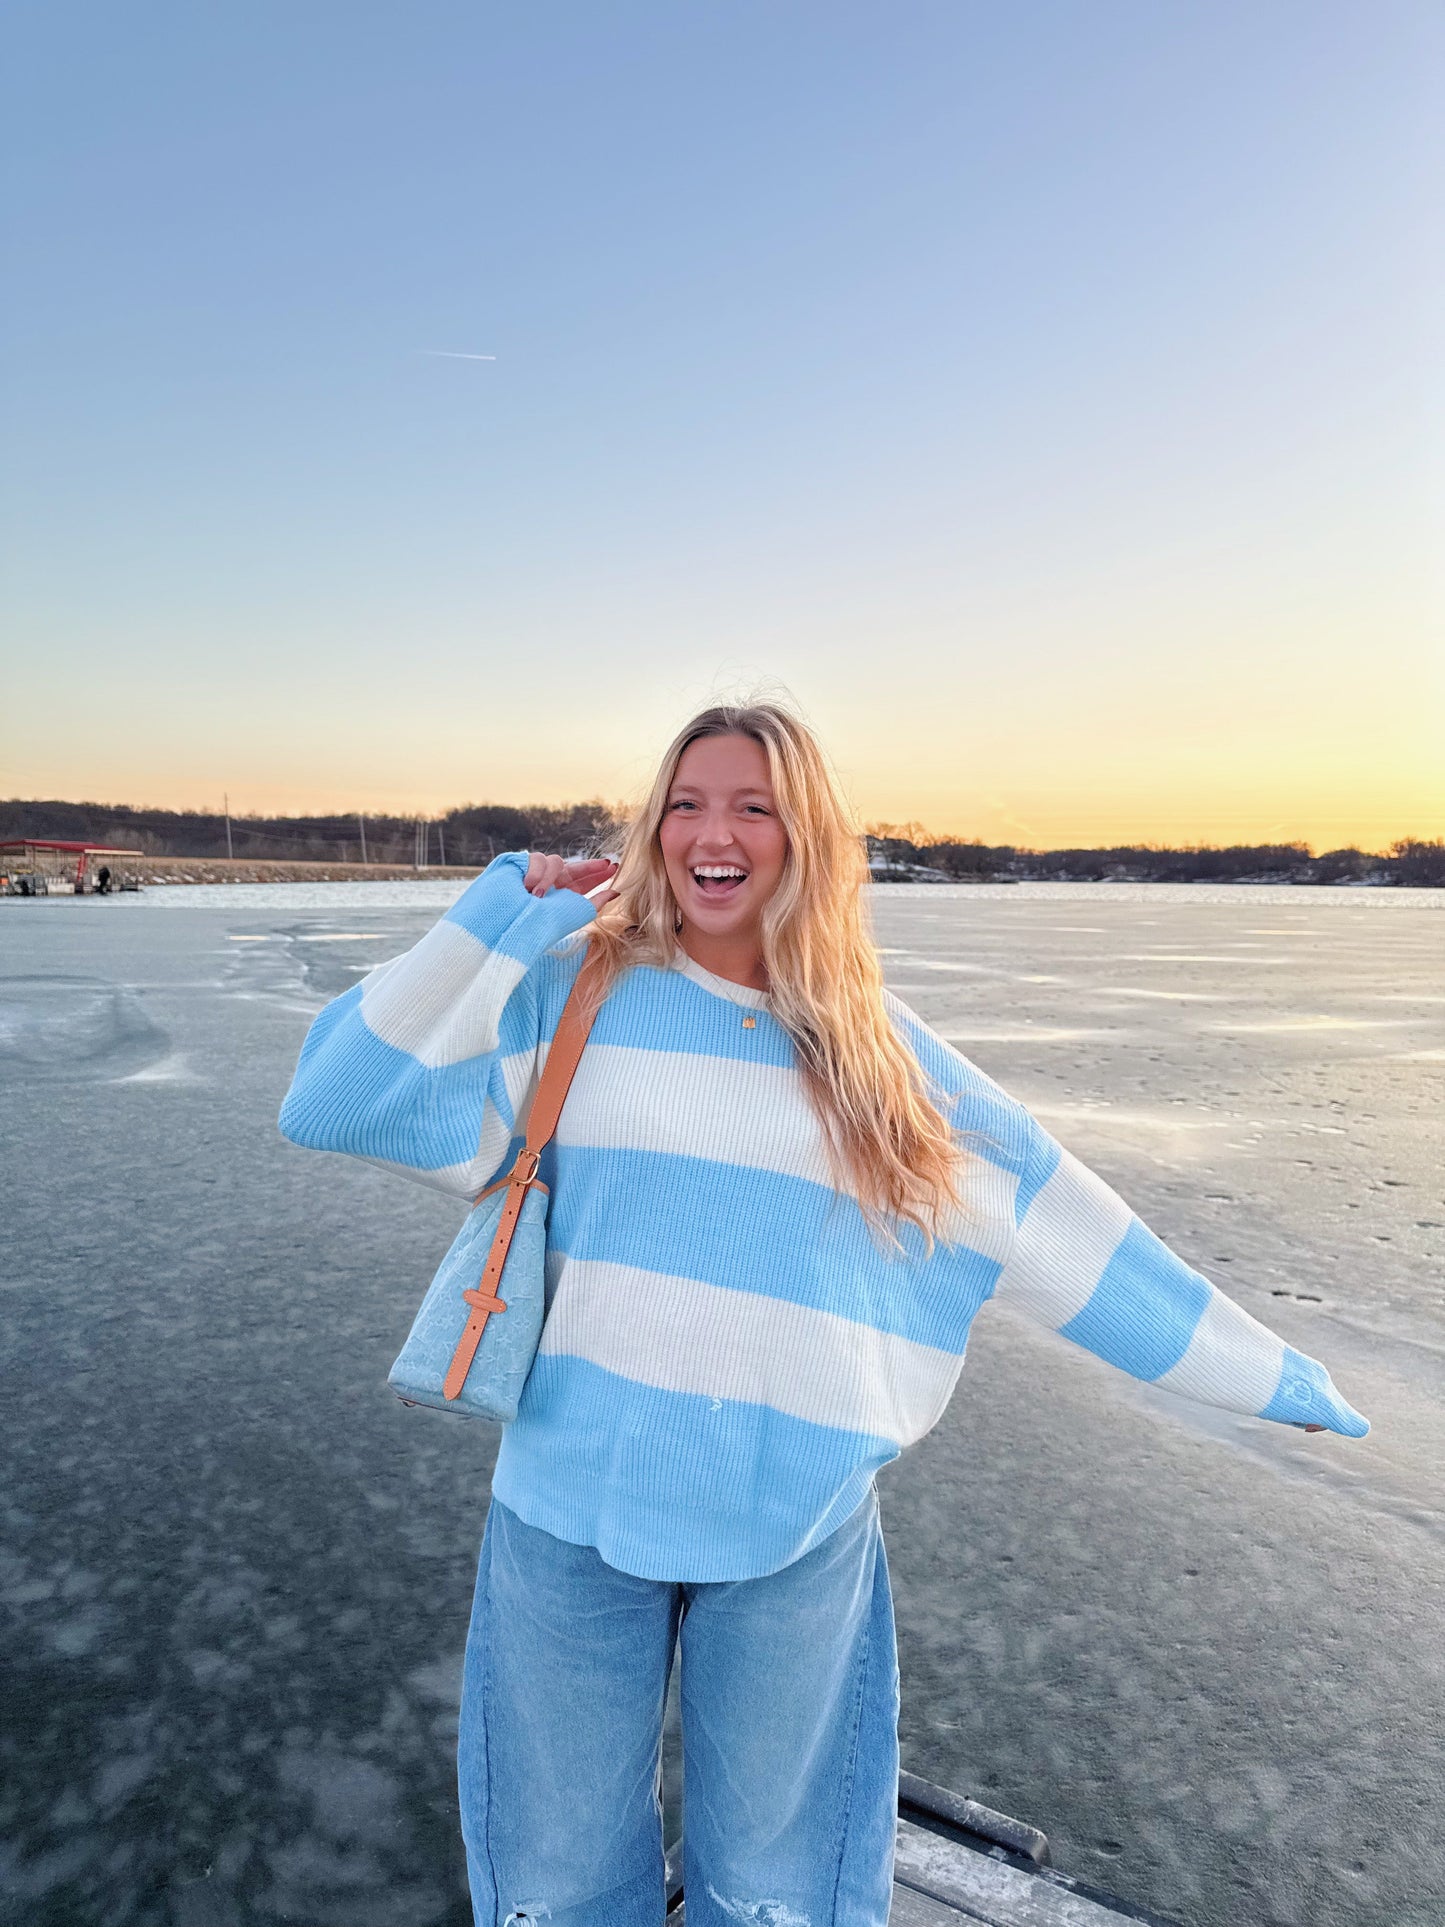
[663,1773,1181,1925]
[0,838,143,895]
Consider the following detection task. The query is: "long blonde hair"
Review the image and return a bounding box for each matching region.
[586,702,963,1243]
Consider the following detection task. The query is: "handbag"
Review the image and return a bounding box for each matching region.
[387,949,605,1421]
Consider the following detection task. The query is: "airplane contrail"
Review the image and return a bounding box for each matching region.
[423,350,497,360]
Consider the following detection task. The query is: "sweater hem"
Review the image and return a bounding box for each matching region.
[488,1459,880,1584]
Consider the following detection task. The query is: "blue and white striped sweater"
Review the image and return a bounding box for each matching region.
[279,852,1368,1580]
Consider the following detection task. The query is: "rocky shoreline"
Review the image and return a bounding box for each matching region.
[118,858,483,887]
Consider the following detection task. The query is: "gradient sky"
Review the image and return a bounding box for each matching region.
[3,1,1441,849]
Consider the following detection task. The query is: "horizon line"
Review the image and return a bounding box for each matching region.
[3,794,1440,861]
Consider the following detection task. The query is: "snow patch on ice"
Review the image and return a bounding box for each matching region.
[113,1052,199,1085]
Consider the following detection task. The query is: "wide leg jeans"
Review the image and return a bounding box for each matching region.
[458,1490,900,1927]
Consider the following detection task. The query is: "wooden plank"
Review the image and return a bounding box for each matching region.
[894,1820,1138,1927]
[889,1881,985,1925]
[675,1893,985,1927]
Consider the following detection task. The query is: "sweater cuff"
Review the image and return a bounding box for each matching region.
[443,850,598,963]
[1261,1348,1369,1438]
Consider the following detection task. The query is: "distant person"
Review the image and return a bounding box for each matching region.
[279,701,1367,1927]
[96,864,112,894]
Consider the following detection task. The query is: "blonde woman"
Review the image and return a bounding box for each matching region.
[279,702,1366,1927]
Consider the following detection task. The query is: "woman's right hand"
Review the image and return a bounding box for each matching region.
[523,852,619,905]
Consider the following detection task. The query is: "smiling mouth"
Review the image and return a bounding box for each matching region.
[691,864,749,898]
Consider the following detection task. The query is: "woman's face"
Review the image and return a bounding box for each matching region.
[659,732,789,942]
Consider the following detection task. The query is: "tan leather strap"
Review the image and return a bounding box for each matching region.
[441,948,604,1401]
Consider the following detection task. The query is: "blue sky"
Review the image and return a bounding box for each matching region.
[3,1,1440,846]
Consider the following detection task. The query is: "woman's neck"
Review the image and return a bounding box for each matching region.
[678,927,769,992]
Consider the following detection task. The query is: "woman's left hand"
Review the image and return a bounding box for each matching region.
[522,853,618,904]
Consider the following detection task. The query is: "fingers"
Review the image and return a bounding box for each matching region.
[524,853,566,897]
[523,853,620,898]
[566,858,620,895]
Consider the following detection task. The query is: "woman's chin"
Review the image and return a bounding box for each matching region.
[684,893,754,934]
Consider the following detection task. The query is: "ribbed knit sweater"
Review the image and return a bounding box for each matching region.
[279,852,1368,1581]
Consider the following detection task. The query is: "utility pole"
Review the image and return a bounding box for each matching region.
[357,813,368,864]
[224,793,233,860]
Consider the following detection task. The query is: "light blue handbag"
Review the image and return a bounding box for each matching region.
[387,958,602,1422]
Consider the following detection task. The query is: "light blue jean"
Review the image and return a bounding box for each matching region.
[458,1490,900,1927]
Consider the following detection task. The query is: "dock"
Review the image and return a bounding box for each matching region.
[662,1773,1181,1925]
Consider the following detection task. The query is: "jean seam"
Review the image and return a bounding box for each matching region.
[479,1532,503,1926]
[826,1543,876,1926]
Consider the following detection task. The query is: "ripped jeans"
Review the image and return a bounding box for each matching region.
[458,1489,899,1927]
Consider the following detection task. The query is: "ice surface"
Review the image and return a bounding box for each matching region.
[1,884,1442,1927]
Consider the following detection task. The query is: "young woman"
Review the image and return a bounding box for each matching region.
[279,702,1367,1927]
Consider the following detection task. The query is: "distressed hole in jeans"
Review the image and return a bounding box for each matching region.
[502,1908,551,1926]
[705,1886,811,1927]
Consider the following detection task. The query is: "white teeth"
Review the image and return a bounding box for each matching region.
[693,866,747,880]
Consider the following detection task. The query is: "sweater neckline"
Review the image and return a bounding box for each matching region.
[671,949,771,1010]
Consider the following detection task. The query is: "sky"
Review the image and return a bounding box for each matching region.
[2,1,1441,850]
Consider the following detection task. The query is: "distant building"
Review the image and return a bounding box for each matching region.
[0,840,143,896]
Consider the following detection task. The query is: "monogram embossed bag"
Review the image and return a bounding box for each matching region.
[387,952,603,1422]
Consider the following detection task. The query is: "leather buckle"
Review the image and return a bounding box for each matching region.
[510,1147,541,1187]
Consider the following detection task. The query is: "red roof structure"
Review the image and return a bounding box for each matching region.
[0,840,144,889]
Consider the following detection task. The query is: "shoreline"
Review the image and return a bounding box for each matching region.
[65,857,483,887]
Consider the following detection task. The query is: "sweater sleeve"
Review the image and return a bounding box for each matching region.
[277,852,597,1197]
[991,1115,1369,1438]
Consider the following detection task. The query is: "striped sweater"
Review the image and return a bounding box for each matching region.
[279,852,1368,1581]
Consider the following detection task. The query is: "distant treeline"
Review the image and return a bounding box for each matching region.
[0,799,624,869]
[865,829,1445,886]
[3,798,1442,885]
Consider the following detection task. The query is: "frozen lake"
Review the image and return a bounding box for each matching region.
[2,882,1442,1927]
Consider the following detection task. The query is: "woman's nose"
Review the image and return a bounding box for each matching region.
[694,813,735,850]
